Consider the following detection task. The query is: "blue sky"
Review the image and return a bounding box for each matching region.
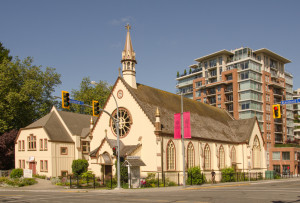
[1,0,300,98]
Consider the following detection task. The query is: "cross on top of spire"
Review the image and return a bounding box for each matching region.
[125,24,131,32]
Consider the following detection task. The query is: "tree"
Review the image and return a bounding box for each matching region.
[0,42,12,63]
[0,57,61,134]
[0,129,18,170]
[68,77,111,115]
[72,159,89,176]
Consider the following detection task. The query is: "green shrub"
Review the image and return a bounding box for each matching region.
[167,181,177,186]
[81,171,94,179]
[105,177,117,188]
[72,159,88,176]
[221,167,236,182]
[186,166,206,185]
[33,174,46,179]
[10,168,23,178]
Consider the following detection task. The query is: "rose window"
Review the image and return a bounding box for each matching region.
[110,108,132,138]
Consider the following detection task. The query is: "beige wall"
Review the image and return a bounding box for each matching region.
[15,125,76,177]
[51,142,75,177]
[89,80,159,177]
[15,128,52,177]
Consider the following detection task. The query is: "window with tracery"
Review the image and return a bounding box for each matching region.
[110,108,132,138]
[187,142,195,169]
[219,145,225,169]
[231,146,236,165]
[204,144,211,170]
[167,140,175,170]
[253,136,261,168]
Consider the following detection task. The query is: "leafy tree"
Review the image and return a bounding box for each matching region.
[68,77,111,115]
[72,159,89,176]
[0,42,12,63]
[0,57,61,134]
[0,129,18,170]
[189,68,192,74]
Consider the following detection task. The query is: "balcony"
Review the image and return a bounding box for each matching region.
[225,88,233,94]
[275,134,283,143]
[207,65,217,70]
[274,118,283,124]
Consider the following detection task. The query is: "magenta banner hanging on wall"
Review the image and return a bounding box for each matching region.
[183,112,191,138]
[174,113,181,139]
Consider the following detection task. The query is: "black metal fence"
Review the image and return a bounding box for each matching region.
[67,175,103,189]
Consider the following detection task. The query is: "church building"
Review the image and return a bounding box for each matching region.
[88,25,267,183]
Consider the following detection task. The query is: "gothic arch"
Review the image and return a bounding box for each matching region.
[166,140,176,171]
[219,145,225,169]
[252,135,261,169]
[187,142,195,169]
[204,144,211,170]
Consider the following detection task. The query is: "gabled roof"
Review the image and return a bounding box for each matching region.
[26,111,73,143]
[119,77,257,143]
[24,108,97,143]
[89,136,141,157]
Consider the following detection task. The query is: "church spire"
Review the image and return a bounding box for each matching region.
[121,24,137,89]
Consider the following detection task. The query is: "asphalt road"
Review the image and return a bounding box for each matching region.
[0,179,299,203]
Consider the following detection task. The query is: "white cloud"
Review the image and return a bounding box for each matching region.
[110,16,135,25]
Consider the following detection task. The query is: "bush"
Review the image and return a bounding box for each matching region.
[33,174,46,179]
[72,159,88,176]
[10,168,23,178]
[81,171,94,179]
[105,177,117,188]
[0,177,37,187]
[221,167,236,182]
[186,166,206,185]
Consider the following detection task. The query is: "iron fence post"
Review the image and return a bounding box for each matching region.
[77,176,79,187]
[178,173,179,186]
[70,175,72,189]
[94,175,95,189]
[158,172,160,187]
[111,175,112,189]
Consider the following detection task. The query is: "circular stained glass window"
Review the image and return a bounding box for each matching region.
[110,108,132,138]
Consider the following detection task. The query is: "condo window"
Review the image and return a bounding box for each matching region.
[272,152,280,160]
[273,165,280,174]
[218,57,222,65]
[282,152,290,160]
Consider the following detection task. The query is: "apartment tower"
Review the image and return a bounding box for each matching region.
[176,47,299,173]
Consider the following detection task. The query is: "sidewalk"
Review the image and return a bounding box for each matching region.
[0,176,299,193]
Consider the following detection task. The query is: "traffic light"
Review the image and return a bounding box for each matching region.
[92,100,100,116]
[62,91,70,109]
[113,146,117,156]
[272,104,281,118]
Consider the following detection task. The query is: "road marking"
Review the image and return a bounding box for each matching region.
[183,183,250,190]
[0,195,23,197]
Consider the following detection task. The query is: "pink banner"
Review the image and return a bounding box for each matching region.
[174,113,181,139]
[183,112,191,139]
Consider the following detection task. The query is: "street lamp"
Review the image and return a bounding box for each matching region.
[91,81,121,189]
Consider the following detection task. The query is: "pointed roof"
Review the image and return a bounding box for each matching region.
[122,24,136,62]
[89,136,141,157]
[25,108,97,142]
[118,77,258,143]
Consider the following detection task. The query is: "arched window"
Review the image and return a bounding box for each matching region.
[204,144,211,170]
[219,145,225,169]
[187,142,195,169]
[231,146,236,165]
[167,140,175,170]
[253,136,261,168]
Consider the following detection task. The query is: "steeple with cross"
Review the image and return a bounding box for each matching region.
[121,24,137,88]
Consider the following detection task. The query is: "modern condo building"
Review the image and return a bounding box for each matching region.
[176,47,299,173]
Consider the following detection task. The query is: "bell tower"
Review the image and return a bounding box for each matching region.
[121,24,137,89]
